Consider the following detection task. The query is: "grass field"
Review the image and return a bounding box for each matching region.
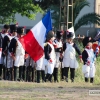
[0,41,100,100]
[0,81,100,100]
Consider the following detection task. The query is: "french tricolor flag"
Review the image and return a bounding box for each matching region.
[19,11,52,61]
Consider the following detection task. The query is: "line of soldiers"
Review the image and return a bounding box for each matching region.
[0,24,65,82]
[1,24,96,83]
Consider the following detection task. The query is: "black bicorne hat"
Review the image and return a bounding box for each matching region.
[10,24,17,33]
[4,24,10,29]
[56,30,63,39]
[17,27,25,35]
[66,31,74,39]
[82,37,95,47]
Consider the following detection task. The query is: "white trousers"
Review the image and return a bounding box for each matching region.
[82,64,95,78]
[14,55,24,67]
[63,58,78,68]
[47,60,56,74]
[36,56,44,70]
[4,54,13,68]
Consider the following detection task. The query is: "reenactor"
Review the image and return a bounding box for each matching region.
[44,31,56,82]
[9,27,25,81]
[53,30,63,82]
[8,24,18,81]
[2,24,12,80]
[63,31,82,82]
[82,37,99,83]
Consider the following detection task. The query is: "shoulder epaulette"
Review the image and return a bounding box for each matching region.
[44,42,48,47]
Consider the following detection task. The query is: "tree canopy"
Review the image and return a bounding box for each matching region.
[33,0,59,10]
[0,0,42,24]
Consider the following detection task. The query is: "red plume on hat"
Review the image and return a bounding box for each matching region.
[23,26,26,29]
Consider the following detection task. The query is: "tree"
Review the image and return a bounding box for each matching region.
[33,0,60,10]
[73,0,90,24]
[49,5,60,29]
[74,0,100,31]
[33,0,100,31]
[0,0,42,24]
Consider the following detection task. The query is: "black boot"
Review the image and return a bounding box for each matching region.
[6,68,11,80]
[45,73,50,82]
[32,67,35,82]
[48,74,52,83]
[70,68,75,83]
[26,66,32,82]
[28,66,32,82]
[61,68,64,81]
[26,66,28,82]
[64,67,69,82]
[3,66,7,80]
[14,67,19,81]
[41,70,45,82]
[90,78,94,83]
[0,64,3,80]
[54,68,58,82]
[23,66,26,81]
[19,66,23,81]
[71,78,74,83]
[85,77,89,82]
[10,67,14,81]
[37,70,41,83]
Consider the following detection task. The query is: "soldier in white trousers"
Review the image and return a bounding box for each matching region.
[9,27,25,81]
[2,24,12,80]
[53,30,63,82]
[0,25,8,80]
[82,37,99,83]
[44,31,56,82]
[63,31,82,82]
